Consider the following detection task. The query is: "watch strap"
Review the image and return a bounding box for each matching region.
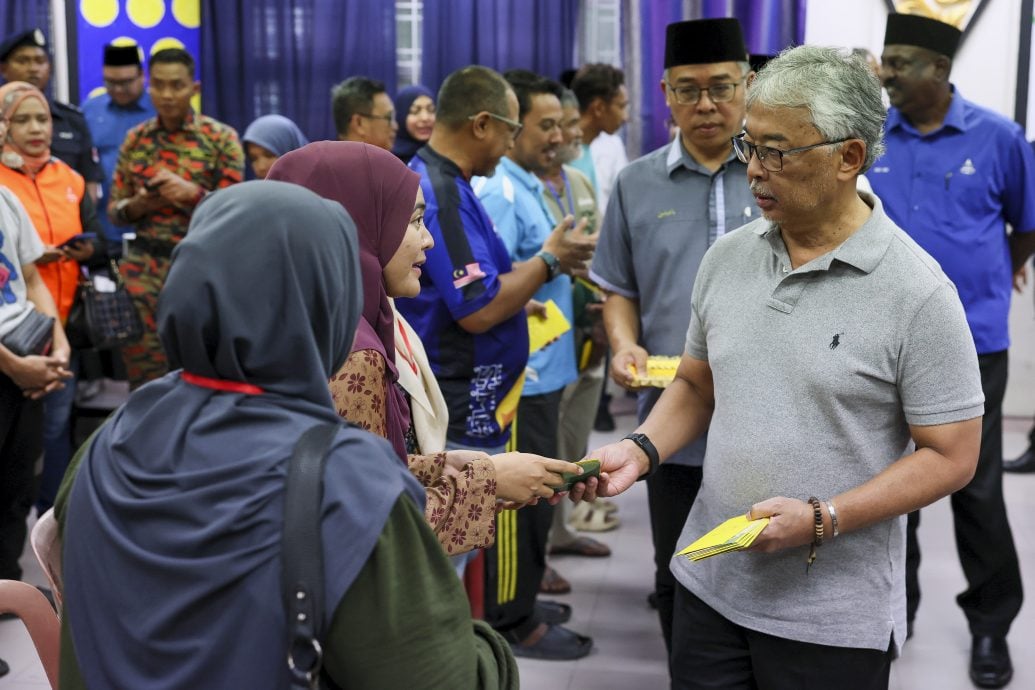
[623,432,659,481]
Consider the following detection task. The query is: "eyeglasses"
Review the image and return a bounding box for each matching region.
[731,133,849,172]
[358,111,395,125]
[104,76,140,91]
[665,80,744,105]
[469,112,524,138]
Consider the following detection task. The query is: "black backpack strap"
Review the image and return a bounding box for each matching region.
[283,422,339,689]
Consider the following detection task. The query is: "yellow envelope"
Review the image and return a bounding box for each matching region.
[677,514,770,561]
[527,299,571,353]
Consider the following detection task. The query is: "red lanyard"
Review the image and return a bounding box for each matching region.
[181,371,265,395]
[395,320,419,377]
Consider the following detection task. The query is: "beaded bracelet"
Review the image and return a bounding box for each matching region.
[806,496,824,573]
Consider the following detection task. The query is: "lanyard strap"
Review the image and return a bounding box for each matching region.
[182,371,265,395]
[395,320,419,377]
[544,169,575,218]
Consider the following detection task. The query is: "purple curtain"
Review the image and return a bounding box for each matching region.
[0,0,49,43]
[639,0,806,154]
[421,0,579,92]
[201,0,396,144]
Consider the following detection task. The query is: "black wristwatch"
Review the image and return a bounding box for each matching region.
[535,250,561,281]
[623,432,659,481]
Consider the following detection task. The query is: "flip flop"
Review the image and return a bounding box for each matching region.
[569,501,620,533]
[540,565,572,594]
[507,623,593,660]
[596,498,619,514]
[535,600,572,625]
[549,535,612,557]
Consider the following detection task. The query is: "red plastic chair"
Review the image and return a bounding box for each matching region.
[0,579,60,688]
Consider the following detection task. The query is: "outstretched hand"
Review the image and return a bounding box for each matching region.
[567,439,647,502]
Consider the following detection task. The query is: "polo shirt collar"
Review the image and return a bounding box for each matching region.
[755,191,893,275]
[887,84,966,135]
[500,156,543,194]
[666,136,737,177]
[417,144,464,179]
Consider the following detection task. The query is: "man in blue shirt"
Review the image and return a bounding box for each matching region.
[81,43,155,255]
[474,71,596,661]
[870,14,1035,689]
[397,66,594,661]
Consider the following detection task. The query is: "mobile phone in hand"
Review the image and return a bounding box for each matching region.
[58,232,97,249]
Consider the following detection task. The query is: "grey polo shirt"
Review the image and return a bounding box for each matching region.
[590,137,756,466]
[670,192,984,654]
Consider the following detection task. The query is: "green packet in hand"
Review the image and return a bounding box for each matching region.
[550,458,601,492]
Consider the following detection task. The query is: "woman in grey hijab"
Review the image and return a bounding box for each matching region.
[56,181,518,689]
[242,114,308,178]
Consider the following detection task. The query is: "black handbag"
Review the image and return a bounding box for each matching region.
[66,261,143,350]
[1,308,54,356]
[282,423,342,690]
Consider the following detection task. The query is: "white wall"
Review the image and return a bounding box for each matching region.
[806,0,1035,419]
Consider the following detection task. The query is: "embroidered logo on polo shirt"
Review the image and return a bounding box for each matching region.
[829,332,844,350]
[871,166,890,174]
[960,159,976,175]
[657,209,676,219]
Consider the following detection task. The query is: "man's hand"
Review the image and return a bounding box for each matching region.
[35,246,65,265]
[610,343,648,389]
[568,439,647,502]
[524,299,548,318]
[6,354,72,395]
[1013,264,1028,293]
[490,452,582,504]
[744,497,815,554]
[542,215,597,275]
[149,168,203,207]
[62,239,95,263]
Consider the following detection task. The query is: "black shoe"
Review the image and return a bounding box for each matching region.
[535,600,572,625]
[1003,446,1035,473]
[594,405,615,432]
[970,635,1012,688]
[0,657,8,678]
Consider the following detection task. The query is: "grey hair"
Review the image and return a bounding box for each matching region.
[559,87,579,110]
[746,45,886,173]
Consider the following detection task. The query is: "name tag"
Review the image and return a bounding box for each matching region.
[58,131,74,139]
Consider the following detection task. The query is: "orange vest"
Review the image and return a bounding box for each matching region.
[0,160,85,322]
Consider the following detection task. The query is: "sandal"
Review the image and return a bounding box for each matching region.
[596,498,619,515]
[549,535,611,558]
[535,599,572,625]
[506,623,593,660]
[540,565,572,594]
[569,501,620,533]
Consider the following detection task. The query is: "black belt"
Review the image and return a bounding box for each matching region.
[129,235,178,260]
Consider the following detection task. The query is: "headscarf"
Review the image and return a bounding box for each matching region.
[241,113,309,157]
[268,141,420,460]
[391,84,435,163]
[0,81,51,177]
[62,181,425,689]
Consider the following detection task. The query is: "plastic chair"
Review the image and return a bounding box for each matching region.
[0,579,60,688]
[30,508,63,614]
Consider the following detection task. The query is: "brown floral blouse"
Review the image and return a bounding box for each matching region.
[329,349,498,555]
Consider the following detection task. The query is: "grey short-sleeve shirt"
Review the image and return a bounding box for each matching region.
[0,187,45,338]
[674,192,983,654]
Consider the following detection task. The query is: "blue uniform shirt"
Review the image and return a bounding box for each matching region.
[869,87,1035,354]
[81,92,156,248]
[396,146,529,449]
[474,157,578,398]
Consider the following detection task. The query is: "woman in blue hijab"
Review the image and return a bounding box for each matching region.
[55,181,518,689]
[242,114,308,178]
[391,85,435,163]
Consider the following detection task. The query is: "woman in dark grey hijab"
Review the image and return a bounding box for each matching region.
[57,181,518,689]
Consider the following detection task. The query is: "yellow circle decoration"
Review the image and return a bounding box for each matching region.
[110,35,137,46]
[126,0,166,29]
[172,0,200,29]
[80,0,119,27]
[190,93,201,114]
[149,37,185,55]
[88,85,107,99]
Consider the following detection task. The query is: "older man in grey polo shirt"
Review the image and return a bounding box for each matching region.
[576,46,983,689]
[588,17,756,658]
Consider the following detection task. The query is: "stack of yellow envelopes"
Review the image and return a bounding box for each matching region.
[676,514,770,561]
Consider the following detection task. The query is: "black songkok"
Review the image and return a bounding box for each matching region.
[884,13,961,59]
[665,18,747,69]
[104,43,142,67]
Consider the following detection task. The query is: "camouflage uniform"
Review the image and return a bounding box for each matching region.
[109,110,243,387]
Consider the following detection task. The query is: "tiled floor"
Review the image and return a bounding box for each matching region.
[2,408,1033,689]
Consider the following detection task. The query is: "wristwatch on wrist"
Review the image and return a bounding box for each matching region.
[623,432,660,481]
[115,198,133,223]
[535,250,561,281]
